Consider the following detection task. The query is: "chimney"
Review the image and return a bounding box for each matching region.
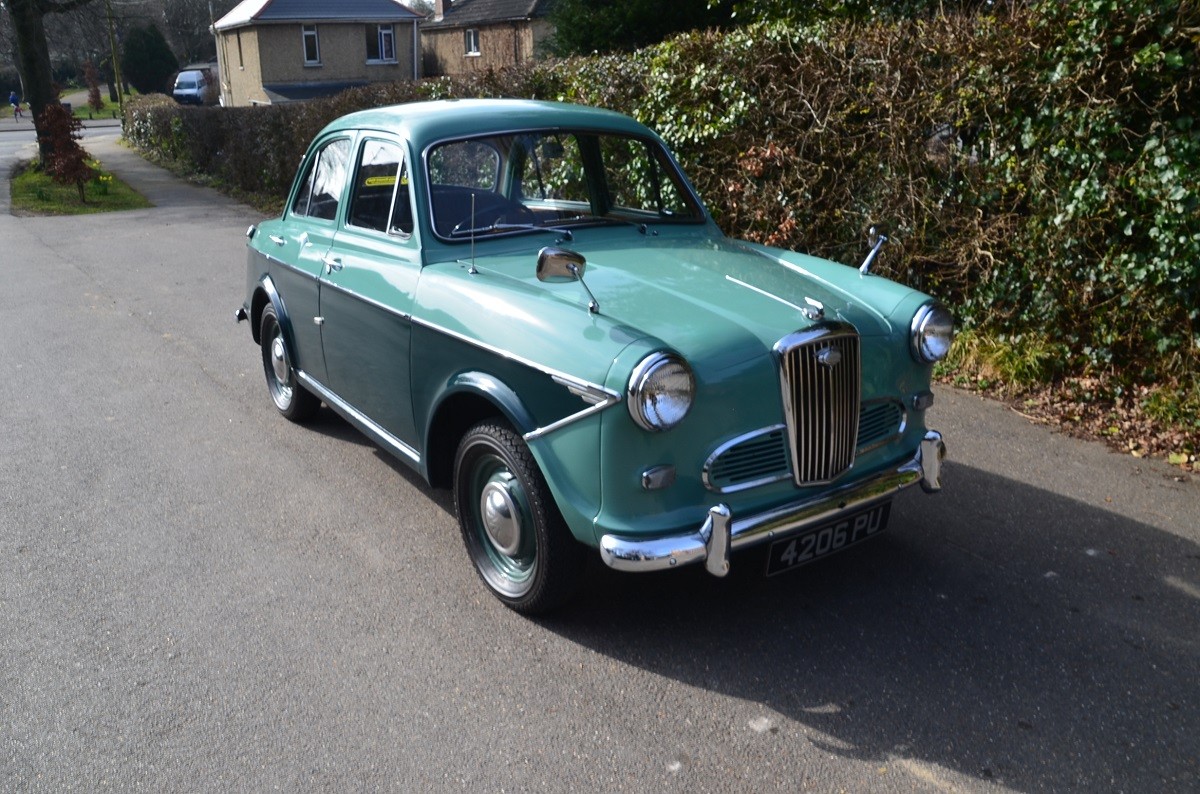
[435,0,451,21]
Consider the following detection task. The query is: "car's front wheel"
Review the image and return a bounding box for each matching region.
[259,304,319,422]
[454,421,585,614]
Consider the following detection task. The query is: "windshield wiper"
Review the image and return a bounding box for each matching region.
[449,222,574,241]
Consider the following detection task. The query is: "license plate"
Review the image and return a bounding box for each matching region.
[766,501,891,576]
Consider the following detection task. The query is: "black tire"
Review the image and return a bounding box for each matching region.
[453,420,586,614]
[259,304,319,422]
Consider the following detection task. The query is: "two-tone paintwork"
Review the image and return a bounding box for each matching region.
[241,99,943,553]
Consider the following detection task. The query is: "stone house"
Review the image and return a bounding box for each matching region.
[421,0,556,77]
[213,0,423,106]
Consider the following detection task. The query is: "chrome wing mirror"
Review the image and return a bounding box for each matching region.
[537,247,599,314]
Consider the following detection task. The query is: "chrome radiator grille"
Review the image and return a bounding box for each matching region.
[776,327,861,485]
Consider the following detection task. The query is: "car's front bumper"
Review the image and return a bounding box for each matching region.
[599,431,946,575]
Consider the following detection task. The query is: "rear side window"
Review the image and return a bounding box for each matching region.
[291,138,351,221]
[347,139,413,236]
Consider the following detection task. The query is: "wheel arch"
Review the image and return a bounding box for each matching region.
[424,372,537,490]
[251,276,288,349]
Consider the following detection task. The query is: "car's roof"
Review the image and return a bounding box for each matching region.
[319,99,656,147]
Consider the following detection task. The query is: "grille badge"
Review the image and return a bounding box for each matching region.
[817,347,842,368]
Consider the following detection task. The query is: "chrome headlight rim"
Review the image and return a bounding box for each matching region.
[910,302,955,363]
[627,352,695,432]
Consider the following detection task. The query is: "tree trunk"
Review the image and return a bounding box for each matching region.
[8,0,59,160]
[9,0,97,160]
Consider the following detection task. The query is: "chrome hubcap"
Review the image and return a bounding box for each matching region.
[480,477,522,556]
[271,336,289,383]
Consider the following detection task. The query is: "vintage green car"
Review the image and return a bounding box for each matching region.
[237,99,952,613]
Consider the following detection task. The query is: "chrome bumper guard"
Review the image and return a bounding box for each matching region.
[599,431,946,576]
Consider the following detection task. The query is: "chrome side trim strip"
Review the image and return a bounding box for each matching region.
[319,277,413,321]
[296,371,421,465]
[410,314,623,434]
[411,315,616,399]
[551,374,611,405]
[524,394,620,442]
[258,249,293,271]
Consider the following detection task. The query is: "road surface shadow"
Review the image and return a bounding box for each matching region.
[539,462,1200,791]
[290,404,1198,790]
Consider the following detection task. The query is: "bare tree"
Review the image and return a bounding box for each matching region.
[1,9,22,95]
[36,1,158,101]
[161,0,238,64]
[5,0,101,157]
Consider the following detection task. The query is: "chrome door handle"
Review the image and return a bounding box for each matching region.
[323,256,343,273]
[268,234,286,246]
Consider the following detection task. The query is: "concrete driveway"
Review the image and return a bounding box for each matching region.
[1,131,1197,792]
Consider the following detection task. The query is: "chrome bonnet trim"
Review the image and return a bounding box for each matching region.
[600,431,946,575]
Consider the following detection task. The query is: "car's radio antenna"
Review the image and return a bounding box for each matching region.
[468,194,478,274]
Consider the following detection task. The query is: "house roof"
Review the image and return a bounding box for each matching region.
[214,0,422,31]
[424,0,555,29]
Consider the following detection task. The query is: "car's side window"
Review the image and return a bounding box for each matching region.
[348,139,413,236]
[291,138,351,221]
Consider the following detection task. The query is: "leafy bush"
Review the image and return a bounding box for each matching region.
[37,104,94,202]
[123,1,1199,436]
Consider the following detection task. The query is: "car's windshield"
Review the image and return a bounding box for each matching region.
[426,130,704,240]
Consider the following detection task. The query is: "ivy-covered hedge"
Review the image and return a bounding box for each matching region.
[124,0,1198,436]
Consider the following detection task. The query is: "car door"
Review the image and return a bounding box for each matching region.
[269,135,352,385]
[317,136,421,451]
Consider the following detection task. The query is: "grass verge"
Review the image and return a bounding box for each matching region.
[70,93,136,121]
[937,332,1198,474]
[9,158,152,215]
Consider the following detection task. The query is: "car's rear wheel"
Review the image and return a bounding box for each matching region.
[259,304,319,422]
[454,420,585,614]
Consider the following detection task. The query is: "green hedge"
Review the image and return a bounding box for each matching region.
[124,1,1199,431]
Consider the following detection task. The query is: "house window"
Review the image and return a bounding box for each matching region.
[366,24,396,63]
[236,31,244,68]
[464,29,480,56]
[303,24,321,65]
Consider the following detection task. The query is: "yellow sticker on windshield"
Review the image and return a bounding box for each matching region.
[364,175,397,187]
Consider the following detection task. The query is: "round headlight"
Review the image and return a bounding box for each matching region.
[911,302,955,363]
[627,353,695,432]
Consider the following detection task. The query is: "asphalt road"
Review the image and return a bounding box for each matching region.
[2,126,1198,792]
